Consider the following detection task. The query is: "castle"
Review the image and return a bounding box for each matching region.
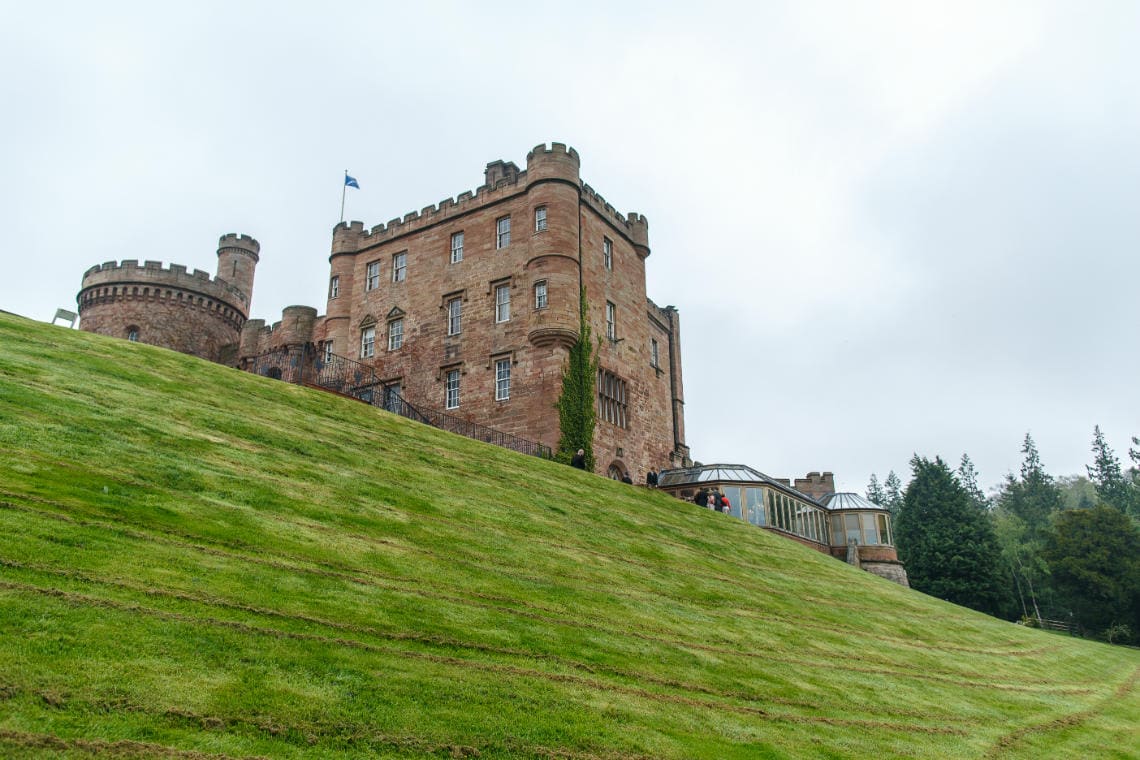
[77,143,691,481]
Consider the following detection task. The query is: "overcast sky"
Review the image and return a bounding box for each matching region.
[3,1,1137,494]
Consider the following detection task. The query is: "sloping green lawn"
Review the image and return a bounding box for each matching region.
[0,311,1136,759]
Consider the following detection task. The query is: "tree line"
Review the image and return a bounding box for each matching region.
[868,427,1140,645]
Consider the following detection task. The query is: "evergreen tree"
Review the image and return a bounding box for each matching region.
[993,434,1065,622]
[895,456,1008,616]
[866,473,885,506]
[883,471,904,518]
[957,453,987,511]
[1087,426,1139,516]
[999,434,1064,540]
[555,289,598,470]
[1131,436,1140,490]
[1043,505,1140,643]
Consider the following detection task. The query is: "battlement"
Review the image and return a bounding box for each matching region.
[79,259,250,310]
[332,162,533,249]
[525,141,580,165]
[217,233,260,261]
[331,143,651,253]
[580,183,649,247]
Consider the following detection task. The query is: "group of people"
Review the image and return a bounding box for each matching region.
[694,487,731,514]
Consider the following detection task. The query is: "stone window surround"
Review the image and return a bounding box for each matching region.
[493,355,511,401]
[445,367,460,409]
[496,215,511,249]
[392,251,407,283]
[388,317,404,351]
[450,231,464,264]
[365,260,380,291]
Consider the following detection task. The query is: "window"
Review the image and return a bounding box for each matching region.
[534,206,547,232]
[605,301,616,340]
[450,231,464,263]
[534,281,547,309]
[597,369,628,428]
[360,326,375,358]
[447,298,462,335]
[126,327,139,342]
[603,237,613,270]
[329,275,339,299]
[650,338,660,368]
[495,283,510,323]
[496,216,511,249]
[323,341,333,363]
[388,318,404,350]
[365,261,380,291]
[445,369,460,409]
[392,251,406,282]
[495,358,511,400]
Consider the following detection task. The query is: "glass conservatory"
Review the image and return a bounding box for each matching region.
[657,464,834,549]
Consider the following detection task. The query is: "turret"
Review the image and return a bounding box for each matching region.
[627,212,650,259]
[525,142,581,185]
[215,233,259,312]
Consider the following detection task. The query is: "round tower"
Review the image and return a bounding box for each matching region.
[324,221,364,358]
[76,233,257,364]
[525,142,581,185]
[524,143,583,351]
[215,233,260,313]
[280,305,319,347]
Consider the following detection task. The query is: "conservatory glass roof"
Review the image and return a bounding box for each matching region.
[818,492,888,512]
[658,464,779,488]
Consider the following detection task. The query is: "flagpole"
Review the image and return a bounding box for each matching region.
[340,170,348,223]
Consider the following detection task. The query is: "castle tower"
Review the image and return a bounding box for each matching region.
[215,233,260,312]
[76,233,259,364]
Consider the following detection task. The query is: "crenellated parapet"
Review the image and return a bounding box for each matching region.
[80,259,252,314]
[329,142,646,253]
[580,183,650,254]
[330,160,536,251]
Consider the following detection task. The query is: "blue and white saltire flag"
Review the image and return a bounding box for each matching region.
[345,174,360,189]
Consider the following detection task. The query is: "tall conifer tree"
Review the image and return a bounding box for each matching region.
[896,456,1007,616]
[1087,426,1139,516]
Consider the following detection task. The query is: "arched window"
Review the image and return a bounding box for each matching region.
[606,462,628,481]
[126,326,140,342]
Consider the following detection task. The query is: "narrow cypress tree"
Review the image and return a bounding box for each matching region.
[555,289,598,470]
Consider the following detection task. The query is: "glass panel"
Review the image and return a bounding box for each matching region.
[878,514,891,546]
[746,488,766,526]
[859,513,878,545]
[723,487,742,519]
[845,514,861,545]
[831,515,843,545]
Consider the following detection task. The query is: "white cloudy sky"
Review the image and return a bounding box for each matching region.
[2,1,1137,494]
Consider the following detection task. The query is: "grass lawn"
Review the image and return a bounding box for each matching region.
[0,311,1136,759]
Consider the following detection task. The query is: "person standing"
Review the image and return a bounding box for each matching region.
[695,488,709,508]
[570,449,586,469]
[646,469,658,488]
